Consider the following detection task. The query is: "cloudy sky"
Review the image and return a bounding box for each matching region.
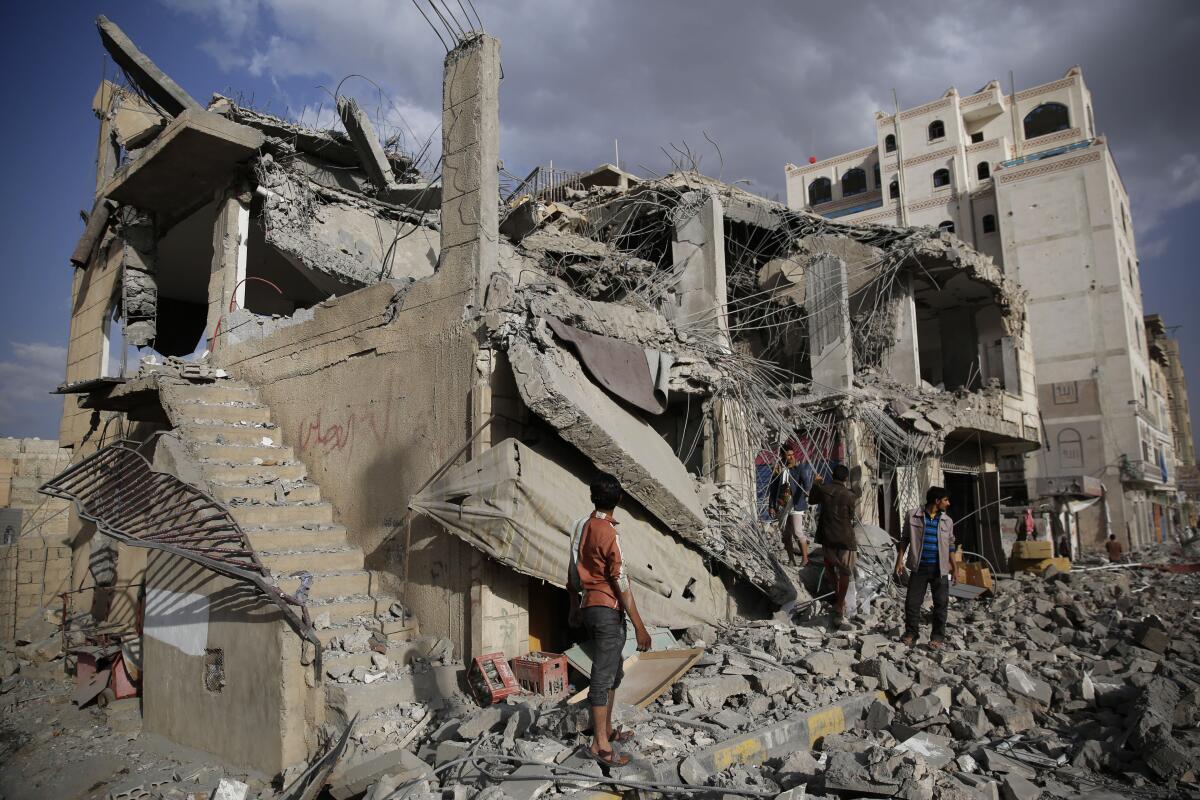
[1,0,1198,452]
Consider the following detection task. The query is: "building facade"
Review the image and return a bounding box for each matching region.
[785,66,1177,550]
[1146,314,1199,528]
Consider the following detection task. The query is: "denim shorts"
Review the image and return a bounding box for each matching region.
[582,605,626,707]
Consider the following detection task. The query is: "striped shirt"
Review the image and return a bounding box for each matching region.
[920,512,941,566]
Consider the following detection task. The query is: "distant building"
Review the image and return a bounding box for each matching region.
[786,66,1177,549]
[1146,315,1198,526]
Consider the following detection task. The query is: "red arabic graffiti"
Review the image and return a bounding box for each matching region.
[297,395,395,458]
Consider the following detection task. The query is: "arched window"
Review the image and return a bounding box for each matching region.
[977,161,991,180]
[889,177,900,199]
[884,133,896,153]
[872,162,881,187]
[932,168,951,188]
[982,214,997,234]
[1023,102,1070,139]
[928,119,945,140]
[808,177,832,206]
[841,167,867,197]
[1057,428,1084,469]
[938,220,955,234]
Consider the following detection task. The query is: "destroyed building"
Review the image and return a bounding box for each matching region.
[41,17,1039,775]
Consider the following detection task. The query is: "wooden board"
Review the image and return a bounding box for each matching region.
[566,648,704,709]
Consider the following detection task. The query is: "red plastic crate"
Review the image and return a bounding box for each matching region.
[511,651,568,698]
[469,652,521,705]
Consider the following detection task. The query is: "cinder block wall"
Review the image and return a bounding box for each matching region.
[0,438,73,642]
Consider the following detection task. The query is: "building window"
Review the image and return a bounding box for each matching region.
[873,162,881,188]
[1052,381,1078,405]
[889,177,899,199]
[884,133,896,153]
[932,168,951,188]
[1121,205,1128,234]
[938,220,955,234]
[1057,428,1084,469]
[1023,102,1070,139]
[841,167,867,197]
[1127,258,1134,288]
[1087,105,1095,136]
[928,120,945,140]
[808,177,832,205]
[977,161,990,180]
[970,131,984,144]
[982,214,997,234]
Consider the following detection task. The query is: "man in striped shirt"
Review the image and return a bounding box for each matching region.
[896,486,955,647]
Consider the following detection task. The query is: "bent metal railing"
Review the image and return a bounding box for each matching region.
[39,438,322,675]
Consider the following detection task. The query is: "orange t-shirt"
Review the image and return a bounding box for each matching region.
[573,512,627,609]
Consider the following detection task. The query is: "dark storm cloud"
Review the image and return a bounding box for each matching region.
[169,0,1198,245]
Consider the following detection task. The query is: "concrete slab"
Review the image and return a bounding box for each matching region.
[102,109,264,224]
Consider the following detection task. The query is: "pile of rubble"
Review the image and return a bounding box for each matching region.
[4,555,1198,800]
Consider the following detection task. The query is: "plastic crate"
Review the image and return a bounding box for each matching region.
[469,652,521,705]
[511,651,568,698]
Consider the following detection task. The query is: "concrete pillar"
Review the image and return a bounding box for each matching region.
[440,34,501,310]
[206,191,250,354]
[668,192,728,337]
[808,254,853,391]
[119,207,157,349]
[1000,336,1021,395]
[885,273,921,386]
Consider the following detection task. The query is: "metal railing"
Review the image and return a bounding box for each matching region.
[504,165,584,205]
[39,439,322,673]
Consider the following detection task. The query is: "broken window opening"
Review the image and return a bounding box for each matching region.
[928,120,946,141]
[841,168,867,198]
[937,220,955,234]
[872,162,881,189]
[977,161,991,180]
[884,134,896,153]
[889,177,900,200]
[808,177,832,206]
[204,648,226,693]
[933,169,951,189]
[152,201,216,357]
[970,131,984,144]
[982,214,997,234]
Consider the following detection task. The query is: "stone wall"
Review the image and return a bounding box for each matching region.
[0,438,73,641]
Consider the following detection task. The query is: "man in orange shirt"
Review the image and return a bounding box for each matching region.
[568,473,652,767]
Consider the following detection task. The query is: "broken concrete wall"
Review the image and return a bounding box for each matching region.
[141,550,317,773]
[60,237,123,446]
[255,156,439,293]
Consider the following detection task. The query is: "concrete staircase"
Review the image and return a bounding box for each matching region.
[159,378,447,720]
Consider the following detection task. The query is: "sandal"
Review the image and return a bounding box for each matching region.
[899,633,916,646]
[609,727,634,743]
[928,638,945,650]
[583,747,631,767]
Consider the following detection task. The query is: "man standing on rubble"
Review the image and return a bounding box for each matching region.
[809,464,857,629]
[1105,533,1124,563]
[567,473,652,768]
[896,487,955,648]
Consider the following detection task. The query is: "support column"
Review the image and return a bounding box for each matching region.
[885,273,921,386]
[808,253,853,391]
[669,192,728,336]
[440,34,500,310]
[119,207,157,349]
[206,190,250,354]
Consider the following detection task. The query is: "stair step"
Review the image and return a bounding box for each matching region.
[232,502,334,528]
[325,666,463,720]
[170,383,259,405]
[307,595,392,628]
[176,402,272,424]
[193,442,296,464]
[201,462,308,483]
[320,636,439,670]
[212,482,321,504]
[184,423,280,446]
[244,526,348,552]
[259,545,362,573]
[275,569,373,600]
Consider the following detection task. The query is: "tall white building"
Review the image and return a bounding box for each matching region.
[785,67,1176,550]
